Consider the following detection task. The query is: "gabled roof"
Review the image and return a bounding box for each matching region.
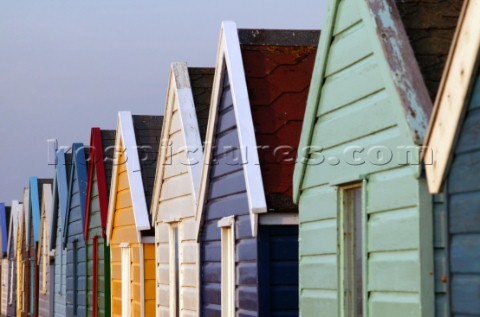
[50,149,72,250]
[106,112,163,243]
[63,143,88,243]
[293,0,434,202]
[84,128,116,240]
[151,63,214,223]
[28,177,53,246]
[424,0,480,193]
[195,22,319,237]
[7,200,19,258]
[0,203,8,257]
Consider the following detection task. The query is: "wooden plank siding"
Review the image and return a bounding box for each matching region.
[154,113,198,317]
[109,139,157,317]
[6,201,18,317]
[38,217,51,317]
[200,70,258,316]
[434,70,480,316]
[2,258,8,315]
[154,67,213,317]
[295,0,435,316]
[86,168,111,317]
[65,146,88,317]
[54,205,67,317]
[85,129,115,317]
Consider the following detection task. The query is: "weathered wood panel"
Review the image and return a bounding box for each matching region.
[296,1,434,316]
[435,70,480,316]
[200,71,258,316]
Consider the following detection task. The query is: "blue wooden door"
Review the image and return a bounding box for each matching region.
[258,225,299,317]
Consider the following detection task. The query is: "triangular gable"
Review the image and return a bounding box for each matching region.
[50,149,71,250]
[63,143,88,243]
[293,0,432,202]
[41,183,53,254]
[151,63,212,223]
[84,128,116,240]
[7,200,19,258]
[424,0,480,193]
[195,21,268,238]
[0,203,8,256]
[106,111,159,243]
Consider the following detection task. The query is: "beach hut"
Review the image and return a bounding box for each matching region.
[292,0,462,316]
[38,182,54,317]
[26,177,53,317]
[51,149,72,317]
[424,0,480,315]
[84,128,115,317]
[106,112,162,317]
[195,22,318,316]
[6,201,20,317]
[64,143,88,317]
[0,202,11,315]
[17,188,28,317]
[151,64,213,316]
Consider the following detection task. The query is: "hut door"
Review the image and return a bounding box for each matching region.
[169,224,180,317]
[121,243,130,317]
[340,185,363,317]
[218,216,235,317]
[258,224,299,316]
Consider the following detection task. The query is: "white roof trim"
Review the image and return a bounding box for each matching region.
[23,187,30,245]
[106,111,151,245]
[195,21,267,239]
[7,200,19,258]
[424,0,480,194]
[151,62,204,223]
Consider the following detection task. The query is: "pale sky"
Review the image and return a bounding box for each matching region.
[0,1,327,204]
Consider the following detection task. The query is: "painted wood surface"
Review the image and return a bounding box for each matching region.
[7,201,19,317]
[424,0,480,194]
[293,0,435,316]
[110,145,155,317]
[200,69,258,316]
[17,190,27,317]
[1,200,17,316]
[258,225,299,317]
[52,150,72,317]
[85,129,115,317]
[38,183,53,317]
[434,69,480,316]
[108,114,161,317]
[153,64,214,317]
[0,202,9,315]
[65,144,88,317]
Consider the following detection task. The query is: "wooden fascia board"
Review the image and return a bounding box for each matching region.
[293,0,338,203]
[424,0,480,193]
[195,21,267,240]
[151,69,176,224]
[106,111,149,245]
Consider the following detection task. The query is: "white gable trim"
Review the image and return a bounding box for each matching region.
[195,21,267,239]
[7,200,19,258]
[151,62,204,223]
[424,0,480,194]
[106,111,151,245]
